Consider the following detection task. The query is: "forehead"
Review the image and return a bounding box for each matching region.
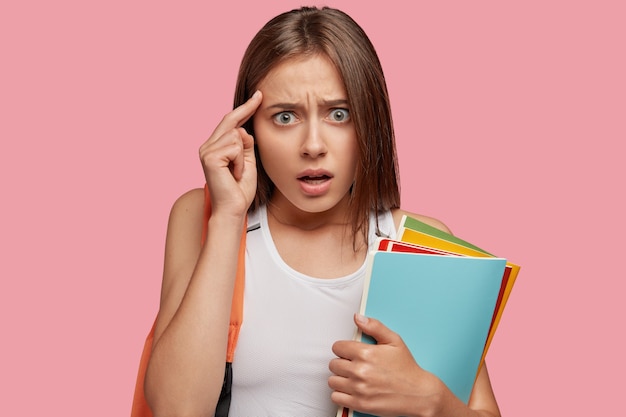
[257,54,347,99]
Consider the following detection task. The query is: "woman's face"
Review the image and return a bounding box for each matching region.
[253,54,358,217]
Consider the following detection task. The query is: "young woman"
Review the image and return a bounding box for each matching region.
[144,6,501,417]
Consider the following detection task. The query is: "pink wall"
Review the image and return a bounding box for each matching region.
[1,1,624,415]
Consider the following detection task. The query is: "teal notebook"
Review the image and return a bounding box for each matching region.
[345,251,506,417]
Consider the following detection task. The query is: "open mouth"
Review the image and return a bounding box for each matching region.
[299,175,331,184]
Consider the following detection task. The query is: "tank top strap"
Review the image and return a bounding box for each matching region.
[246,208,262,233]
[369,209,397,242]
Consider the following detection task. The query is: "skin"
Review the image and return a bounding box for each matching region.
[144,54,501,417]
[253,55,364,278]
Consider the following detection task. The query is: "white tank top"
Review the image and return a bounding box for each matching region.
[229,205,396,416]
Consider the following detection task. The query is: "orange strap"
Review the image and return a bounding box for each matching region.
[130,186,246,417]
[130,320,156,417]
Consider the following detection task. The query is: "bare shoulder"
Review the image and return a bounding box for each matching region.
[163,187,206,261]
[169,187,205,219]
[391,208,453,235]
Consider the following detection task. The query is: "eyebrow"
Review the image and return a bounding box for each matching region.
[265,99,349,110]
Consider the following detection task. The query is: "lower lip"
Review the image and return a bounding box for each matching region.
[299,177,332,196]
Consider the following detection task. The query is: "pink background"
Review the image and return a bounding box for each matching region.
[1,0,624,415]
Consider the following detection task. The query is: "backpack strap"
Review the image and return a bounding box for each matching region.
[130,321,156,417]
[131,186,246,417]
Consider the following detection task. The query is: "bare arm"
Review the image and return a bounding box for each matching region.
[144,92,262,417]
[144,189,245,417]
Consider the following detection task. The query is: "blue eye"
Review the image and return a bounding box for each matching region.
[329,108,350,122]
[273,111,296,125]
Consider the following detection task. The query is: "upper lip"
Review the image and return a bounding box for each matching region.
[297,169,333,179]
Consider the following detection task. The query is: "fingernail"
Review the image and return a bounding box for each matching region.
[355,313,368,325]
[252,90,261,99]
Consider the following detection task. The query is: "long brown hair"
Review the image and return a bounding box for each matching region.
[235,6,401,243]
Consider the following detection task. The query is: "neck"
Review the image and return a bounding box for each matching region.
[266,194,352,232]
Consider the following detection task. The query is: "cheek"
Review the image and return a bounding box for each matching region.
[252,122,270,160]
[254,132,282,176]
[253,120,293,166]
[256,144,273,170]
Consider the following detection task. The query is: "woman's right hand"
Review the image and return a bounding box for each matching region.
[199,90,263,217]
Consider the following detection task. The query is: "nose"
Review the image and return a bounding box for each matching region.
[300,122,327,158]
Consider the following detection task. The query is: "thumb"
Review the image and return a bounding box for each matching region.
[238,127,255,152]
[236,127,256,177]
[354,313,399,345]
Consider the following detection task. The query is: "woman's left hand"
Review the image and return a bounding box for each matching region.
[329,314,449,417]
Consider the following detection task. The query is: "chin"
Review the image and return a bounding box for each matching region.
[292,195,350,214]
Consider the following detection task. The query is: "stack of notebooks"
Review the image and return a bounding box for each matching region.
[337,215,520,417]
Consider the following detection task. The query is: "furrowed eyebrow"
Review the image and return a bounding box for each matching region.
[266,103,299,110]
[321,99,349,107]
[266,99,349,110]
